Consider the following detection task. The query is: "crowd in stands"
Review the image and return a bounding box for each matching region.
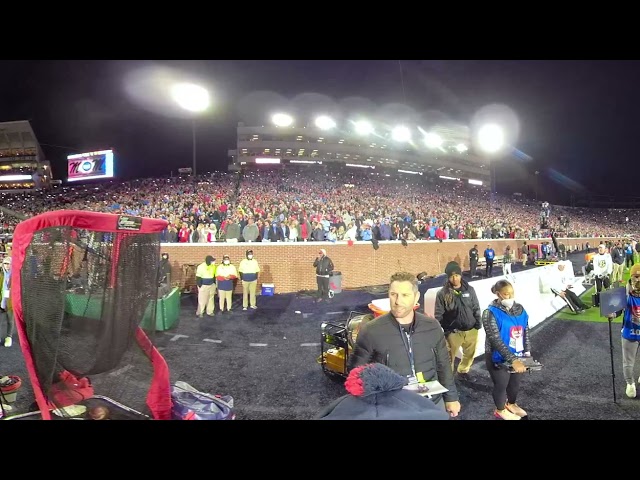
[0,168,638,242]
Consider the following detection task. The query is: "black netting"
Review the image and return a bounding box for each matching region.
[21,226,162,418]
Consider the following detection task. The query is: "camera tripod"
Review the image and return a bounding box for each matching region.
[607,313,617,403]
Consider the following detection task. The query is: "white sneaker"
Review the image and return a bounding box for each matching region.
[494,409,521,420]
[506,403,528,417]
[626,383,637,398]
[3,337,11,347]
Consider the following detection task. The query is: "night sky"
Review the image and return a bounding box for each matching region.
[1,60,638,204]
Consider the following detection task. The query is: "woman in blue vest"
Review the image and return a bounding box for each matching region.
[482,280,531,420]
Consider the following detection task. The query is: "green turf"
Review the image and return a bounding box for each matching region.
[552,269,630,323]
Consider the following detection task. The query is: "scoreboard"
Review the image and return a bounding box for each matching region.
[67,149,114,182]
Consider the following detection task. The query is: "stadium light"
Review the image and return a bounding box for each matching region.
[391,126,411,142]
[0,174,32,181]
[170,83,210,112]
[353,120,374,135]
[456,143,468,153]
[170,82,211,177]
[477,124,505,153]
[314,115,336,130]
[272,113,293,127]
[423,132,443,149]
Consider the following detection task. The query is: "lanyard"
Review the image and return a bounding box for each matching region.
[398,323,416,377]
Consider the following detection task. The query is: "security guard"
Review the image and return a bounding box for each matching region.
[238,249,260,311]
[195,255,216,318]
[216,254,238,313]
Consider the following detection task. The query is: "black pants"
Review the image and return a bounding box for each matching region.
[316,276,329,299]
[0,308,14,338]
[470,259,477,277]
[485,353,523,410]
[595,275,610,293]
[486,260,494,277]
[551,288,587,312]
[626,254,635,268]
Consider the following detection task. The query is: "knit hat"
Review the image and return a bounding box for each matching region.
[316,363,449,420]
[630,264,640,277]
[444,261,461,277]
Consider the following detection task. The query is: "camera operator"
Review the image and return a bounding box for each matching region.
[592,243,613,306]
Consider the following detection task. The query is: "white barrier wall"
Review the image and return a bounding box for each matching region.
[423,261,586,360]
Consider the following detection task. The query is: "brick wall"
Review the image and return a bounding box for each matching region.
[161,237,616,294]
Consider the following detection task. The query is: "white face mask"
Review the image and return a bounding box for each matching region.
[501,298,515,309]
[224,260,230,265]
[247,255,253,260]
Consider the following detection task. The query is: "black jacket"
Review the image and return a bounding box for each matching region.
[434,280,481,333]
[158,256,171,283]
[612,246,625,265]
[314,256,334,276]
[348,312,459,403]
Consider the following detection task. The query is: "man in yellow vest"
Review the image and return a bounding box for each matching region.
[239,249,260,311]
[195,255,216,318]
[216,254,238,313]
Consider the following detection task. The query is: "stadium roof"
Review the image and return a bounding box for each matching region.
[0,120,45,158]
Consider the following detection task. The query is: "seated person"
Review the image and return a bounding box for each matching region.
[549,261,588,314]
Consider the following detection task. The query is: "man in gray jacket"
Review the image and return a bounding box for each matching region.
[348,271,460,417]
[242,217,259,243]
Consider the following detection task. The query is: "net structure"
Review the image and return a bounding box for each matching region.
[11,210,172,420]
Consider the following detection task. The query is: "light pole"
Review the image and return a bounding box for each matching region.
[192,119,196,176]
[170,83,211,177]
